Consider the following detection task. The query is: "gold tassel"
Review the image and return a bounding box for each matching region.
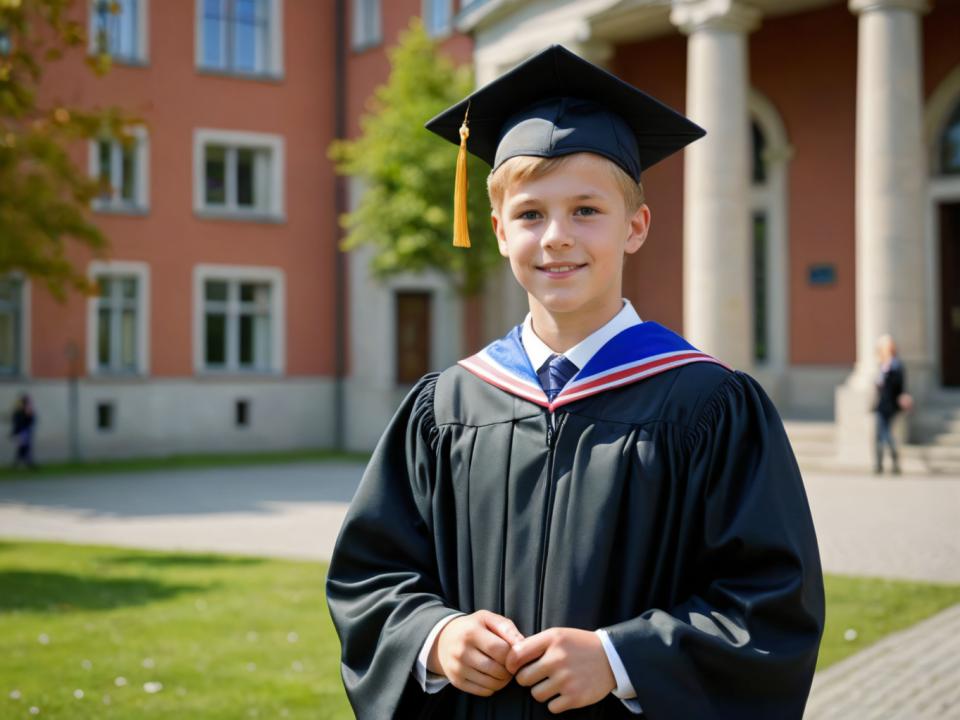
[452,106,471,248]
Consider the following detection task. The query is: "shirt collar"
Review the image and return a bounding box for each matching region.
[521,300,643,372]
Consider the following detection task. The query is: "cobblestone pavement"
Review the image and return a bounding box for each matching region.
[806,603,960,719]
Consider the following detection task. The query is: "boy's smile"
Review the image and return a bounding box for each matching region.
[491,152,651,350]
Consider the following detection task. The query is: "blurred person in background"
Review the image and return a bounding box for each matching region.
[9,393,37,470]
[874,334,911,475]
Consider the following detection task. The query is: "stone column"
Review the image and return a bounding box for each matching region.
[836,0,931,466]
[671,0,760,372]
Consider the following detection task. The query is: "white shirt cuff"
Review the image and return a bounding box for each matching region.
[596,628,642,714]
[414,613,465,693]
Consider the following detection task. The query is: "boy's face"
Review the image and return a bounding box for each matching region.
[491,153,650,330]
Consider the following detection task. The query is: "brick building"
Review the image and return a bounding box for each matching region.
[3,0,960,464]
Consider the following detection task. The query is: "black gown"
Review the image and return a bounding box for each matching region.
[326,328,824,720]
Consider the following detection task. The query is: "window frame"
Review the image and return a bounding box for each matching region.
[193,264,285,375]
[352,0,382,51]
[0,274,30,379]
[88,126,150,214]
[87,260,150,376]
[193,128,285,222]
[195,0,284,79]
[87,0,150,65]
[422,0,453,38]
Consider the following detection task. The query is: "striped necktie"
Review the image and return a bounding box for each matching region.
[537,353,579,402]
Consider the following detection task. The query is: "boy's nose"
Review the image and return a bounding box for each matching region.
[540,219,575,249]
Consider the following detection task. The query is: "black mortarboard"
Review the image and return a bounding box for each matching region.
[425,44,705,183]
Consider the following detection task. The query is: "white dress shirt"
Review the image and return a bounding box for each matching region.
[415,299,644,713]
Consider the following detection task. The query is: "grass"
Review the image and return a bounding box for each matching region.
[818,574,960,669]
[0,449,369,481]
[0,541,351,719]
[1,542,958,718]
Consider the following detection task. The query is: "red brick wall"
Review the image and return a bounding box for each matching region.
[33,0,338,378]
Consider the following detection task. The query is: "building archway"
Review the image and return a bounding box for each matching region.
[926,64,960,387]
[748,90,791,386]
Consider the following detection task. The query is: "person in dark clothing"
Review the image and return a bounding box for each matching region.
[10,393,37,469]
[874,334,908,474]
[326,46,824,719]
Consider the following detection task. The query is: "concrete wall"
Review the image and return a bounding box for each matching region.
[0,377,335,462]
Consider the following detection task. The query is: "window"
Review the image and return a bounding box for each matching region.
[96,401,115,431]
[0,277,24,376]
[89,127,149,213]
[194,266,284,374]
[90,0,149,64]
[198,0,283,77]
[235,398,250,426]
[352,0,381,50]
[423,0,453,37]
[396,291,431,384]
[193,129,284,220]
[940,100,960,176]
[88,261,149,375]
[95,276,139,373]
[751,120,769,365]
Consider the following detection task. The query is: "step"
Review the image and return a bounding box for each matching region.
[929,431,960,447]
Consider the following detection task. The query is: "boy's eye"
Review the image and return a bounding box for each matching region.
[517,210,541,221]
[575,206,599,216]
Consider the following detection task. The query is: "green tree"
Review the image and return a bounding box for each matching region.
[0,0,137,300]
[330,19,499,296]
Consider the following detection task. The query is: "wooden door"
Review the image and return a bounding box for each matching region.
[396,291,432,385]
[941,202,960,386]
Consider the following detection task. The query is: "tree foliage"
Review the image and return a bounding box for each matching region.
[330,20,500,296]
[0,0,137,300]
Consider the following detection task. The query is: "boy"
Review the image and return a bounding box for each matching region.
[327,45,824,719]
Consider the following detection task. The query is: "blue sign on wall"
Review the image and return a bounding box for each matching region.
[808,263,837,286]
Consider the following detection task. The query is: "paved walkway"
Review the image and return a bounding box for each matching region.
[806,603,960,719]
[1,464,959,718]
[0,463,362,561]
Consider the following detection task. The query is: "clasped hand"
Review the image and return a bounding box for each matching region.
[427,610,617,714]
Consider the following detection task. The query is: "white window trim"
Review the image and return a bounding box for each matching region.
[88,125,150,214]
[195,0,284,79]
[193,264,285,375]
[87,0,150,64]
[193,128,285,222]
[0,273,31,379]
[87,260,151,376]
[352,0,382,50]
[422,0,453,38]
[748,89,792,374]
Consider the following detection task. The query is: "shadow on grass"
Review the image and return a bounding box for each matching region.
[0,570,204,612]
[105,552,263,568]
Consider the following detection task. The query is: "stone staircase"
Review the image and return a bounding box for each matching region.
[783,391,960,475]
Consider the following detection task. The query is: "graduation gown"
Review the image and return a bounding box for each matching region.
[326,322,824,719]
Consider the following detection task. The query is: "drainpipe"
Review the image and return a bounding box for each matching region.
[332,0,347,451]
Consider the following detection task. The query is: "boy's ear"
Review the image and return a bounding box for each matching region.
[625,204,651,255]
[491,212,510,258]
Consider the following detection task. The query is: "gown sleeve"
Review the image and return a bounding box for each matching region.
[602,370,825,720]
[325,373,458,719]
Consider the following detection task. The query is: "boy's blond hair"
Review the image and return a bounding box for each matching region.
[486,153,646,215]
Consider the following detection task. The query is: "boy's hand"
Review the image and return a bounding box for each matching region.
[428,610,525,697]
[506,627,616,713]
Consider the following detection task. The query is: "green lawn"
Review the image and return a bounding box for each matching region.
[1,541,958,718]
[0,449,369,481]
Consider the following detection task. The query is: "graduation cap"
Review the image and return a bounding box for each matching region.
[425,44,705,248]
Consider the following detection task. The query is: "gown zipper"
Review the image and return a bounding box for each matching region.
[525,409,565,720]
[534,409,564,633]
